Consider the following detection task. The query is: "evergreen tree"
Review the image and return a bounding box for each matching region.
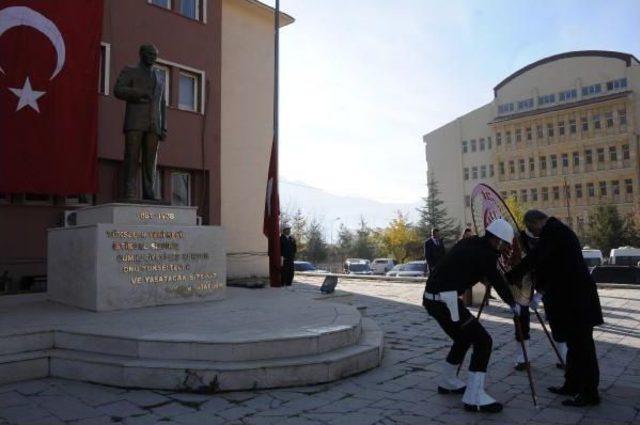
[416,172,460,245]
[305,218,328,264]
[352,217,376,259]
[336,223,354,259]
[586,205,635,255]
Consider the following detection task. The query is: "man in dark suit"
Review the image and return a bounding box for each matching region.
[114,44,167,201]
[507,210,603,407]
[424,228,446,275]
[280,223,297,286]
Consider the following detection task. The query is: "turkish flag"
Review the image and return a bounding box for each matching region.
[263,134,281,287]
[0,0,103,194]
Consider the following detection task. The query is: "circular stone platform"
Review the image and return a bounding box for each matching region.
[0,287,383,392]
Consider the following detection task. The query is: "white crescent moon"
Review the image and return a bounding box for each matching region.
[0,6,66,80]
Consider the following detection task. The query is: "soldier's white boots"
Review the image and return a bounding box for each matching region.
[437,362,466,394]
[515,340,530,370]
[462,372,503,413]
[557,341,567,367]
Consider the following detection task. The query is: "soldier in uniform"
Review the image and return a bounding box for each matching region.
[423,218,519,413]
[114,44,167,200]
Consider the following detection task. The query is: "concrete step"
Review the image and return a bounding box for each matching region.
[0,318,383,392]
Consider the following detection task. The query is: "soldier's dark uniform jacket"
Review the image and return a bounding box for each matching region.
[425,235,515,307]
[508,217,603,334]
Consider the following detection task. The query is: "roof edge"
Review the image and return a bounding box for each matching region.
[493,50,640,97]
[241,0,295,26]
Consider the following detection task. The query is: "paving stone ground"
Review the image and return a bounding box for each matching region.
[1,277,639,425]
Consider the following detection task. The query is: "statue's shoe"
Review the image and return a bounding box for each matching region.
[562,394,600,407]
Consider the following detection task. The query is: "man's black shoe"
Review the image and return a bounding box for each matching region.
[437,386,465,395]
[464,402,503,413]
[562,394,600,407]
[548,385,577,396]
[514,362,529,371]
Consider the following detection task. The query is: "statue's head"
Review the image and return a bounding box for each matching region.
[139,44,158,67]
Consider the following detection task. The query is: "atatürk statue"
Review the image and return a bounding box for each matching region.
[114,44,166,201]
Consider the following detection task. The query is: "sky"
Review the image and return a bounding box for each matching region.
[267,0,640,204]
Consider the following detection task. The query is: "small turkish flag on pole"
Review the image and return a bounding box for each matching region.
[0,0,103,194]
[263,0,281,287]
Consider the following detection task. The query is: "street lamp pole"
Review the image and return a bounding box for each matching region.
[330,217,341,245]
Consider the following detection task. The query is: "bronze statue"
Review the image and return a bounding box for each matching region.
[114,44,166,201]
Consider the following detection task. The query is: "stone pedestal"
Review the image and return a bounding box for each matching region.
[47,204,225,311]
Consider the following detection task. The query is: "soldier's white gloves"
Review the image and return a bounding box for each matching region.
[530,293,543,311]
[510,304,521,317]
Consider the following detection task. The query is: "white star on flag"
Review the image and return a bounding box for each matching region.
[9,77,46,113]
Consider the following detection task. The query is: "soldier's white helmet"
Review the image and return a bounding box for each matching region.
[281,223,292,230]
[486,218,514,244]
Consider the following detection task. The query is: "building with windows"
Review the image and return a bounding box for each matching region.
[0,0,293,287]
[424,51,640,235]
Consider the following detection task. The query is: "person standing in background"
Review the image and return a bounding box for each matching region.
[280,223,297,286]
[424,228,446,275]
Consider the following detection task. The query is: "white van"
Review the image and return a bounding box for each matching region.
[609,247,640,266]
[371,258,396,275]
[582,248,603,270]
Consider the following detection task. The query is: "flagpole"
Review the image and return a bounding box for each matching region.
[271,0,281,287]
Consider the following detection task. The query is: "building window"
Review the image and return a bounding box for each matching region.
[171,172,191,206]
[552,186,560,200]
[607,78,628,91]
[561,153,568,168]
[179,0,201,20]
[517,98,534,110]
[521,189,528,202]
[178,71,200,112]
[99,42,111,95]
[470,139,477,152]
[619,109,627,126]
[496,132,502,146]
[612,180,620,195]
[505,131,512,144]
[489,164,494,177]
[585,149,593,164]
[575,184,583,199]
[625,179,633,194]
[508,161,515,174]
[609,146,617,162]
[531,188,538,201]
[587,183,595,197]
[480,165,486,179]
[510,190,517,200]
[463,168,469,180]
[472,166,478,180]
[538,94,556,106]
[539,156,547,170]
[542,187,549,201]
[498,103,514,114]
[599,181,607,197]
[592,114,601,130]
[558,121,565,136]
[487,136,492,149]
[153,64,171,105]
[547,123,554,138]
[499,162,505,175]
[150,0,171,9]
[582,83,602,96]
[479,138,485,151]
[536,125,543,139]
[526,127,532,141]
[529,157,535,172]
[550,154,557,169]
[559,89,577,102]
[500,191,508,199]
[462,140,468,153]
[605,111,614,128]
[515,128,522,142]
[597,148,605,163]
[569,119,576,134]
[517,159,524,174]
[581,116,588,132]
[573,151,580,167]
[622,144,630,160]
[465,195,471,207]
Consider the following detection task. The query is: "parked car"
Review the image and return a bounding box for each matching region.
[591,265,640,285]
[371,258,397,275]
[294,261,327,273]
[582,248,603,271]
[609,247,640,266]
[386,261,426,278]
[344,258,373,275]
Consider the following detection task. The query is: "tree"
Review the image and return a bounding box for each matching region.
[352,217,376,259]
[586,205,639,255]
[291,208,307,252]
[304,218,328,264]
[336,223,354,258]
[381,211,423,263]
[416,172,460,245]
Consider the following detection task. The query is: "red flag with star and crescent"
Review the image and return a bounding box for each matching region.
[0,0,103,194]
